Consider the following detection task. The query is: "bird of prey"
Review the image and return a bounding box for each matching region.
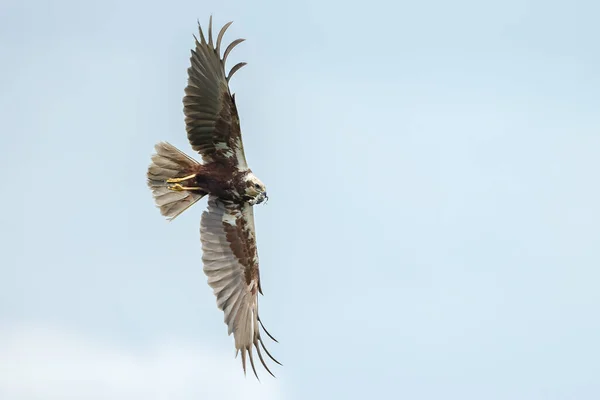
[146,17,280,379]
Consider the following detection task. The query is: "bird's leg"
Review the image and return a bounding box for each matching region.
[167,183,203,192]
[166,173,203,191]
[166,174,197,183]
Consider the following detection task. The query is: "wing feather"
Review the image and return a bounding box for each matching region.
[184,19,248,169]
[200,196,280,377]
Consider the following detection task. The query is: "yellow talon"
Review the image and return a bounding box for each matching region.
[166,174,197,183]
[180,186,202,191]
[168,183,202,192]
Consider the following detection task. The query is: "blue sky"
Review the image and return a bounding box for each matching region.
[1,0,599,398]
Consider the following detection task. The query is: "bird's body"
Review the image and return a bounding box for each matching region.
[146,17,279,379]
[167,162,263,204]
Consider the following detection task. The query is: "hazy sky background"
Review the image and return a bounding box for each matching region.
[1,0,599,399]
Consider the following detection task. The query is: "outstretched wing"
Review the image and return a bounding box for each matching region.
[184,17,249,169]
[200,196,281,378]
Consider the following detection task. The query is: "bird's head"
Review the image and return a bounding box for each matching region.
[244,173,268,205]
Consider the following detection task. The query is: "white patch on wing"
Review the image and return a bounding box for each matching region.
[215,142,234,158]
[222,211,237,226]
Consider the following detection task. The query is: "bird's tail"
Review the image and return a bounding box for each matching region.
[147,142,207,221]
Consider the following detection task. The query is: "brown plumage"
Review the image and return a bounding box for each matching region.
[146,17,280,379]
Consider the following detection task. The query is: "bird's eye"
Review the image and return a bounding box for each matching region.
[254,183,261,189]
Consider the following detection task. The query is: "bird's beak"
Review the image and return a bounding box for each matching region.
[255,192,268,205]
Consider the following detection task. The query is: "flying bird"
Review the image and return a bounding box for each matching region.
[146,17,280,379]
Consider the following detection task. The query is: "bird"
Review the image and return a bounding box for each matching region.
[146,17,280,379]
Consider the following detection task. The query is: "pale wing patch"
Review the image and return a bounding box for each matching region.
[215,141,235,159]
[199,196,280,379]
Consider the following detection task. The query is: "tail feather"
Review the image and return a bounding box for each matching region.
[147,142,206,221]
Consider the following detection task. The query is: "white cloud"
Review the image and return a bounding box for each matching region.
[0,325,282,400]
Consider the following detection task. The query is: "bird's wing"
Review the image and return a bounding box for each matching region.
[184,17,249,169]
[200,196,281,378]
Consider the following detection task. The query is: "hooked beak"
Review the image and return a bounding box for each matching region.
[255,192,268,205]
